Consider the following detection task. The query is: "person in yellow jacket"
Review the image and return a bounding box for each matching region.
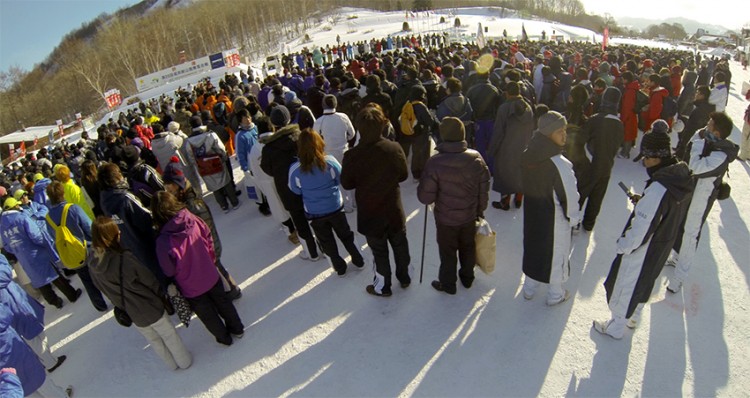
[54,165,95,220]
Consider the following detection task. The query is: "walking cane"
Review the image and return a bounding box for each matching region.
[419,204,428,284]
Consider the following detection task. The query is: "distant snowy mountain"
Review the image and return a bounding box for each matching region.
[617,16,733,35]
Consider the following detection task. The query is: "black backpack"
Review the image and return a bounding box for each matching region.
[661,96,678,120]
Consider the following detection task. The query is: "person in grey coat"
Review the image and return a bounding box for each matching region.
[488,82,535,210]
[186,116,239,213]
[89,216,192,370]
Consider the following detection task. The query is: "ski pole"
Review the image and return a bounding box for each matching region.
[419,203,428,284]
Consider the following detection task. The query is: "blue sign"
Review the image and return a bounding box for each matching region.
[209,53,225,69]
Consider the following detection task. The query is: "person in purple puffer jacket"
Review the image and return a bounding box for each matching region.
[152,191,244,346]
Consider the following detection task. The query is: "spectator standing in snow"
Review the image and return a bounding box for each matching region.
[666,112,738,293]
[312,95,356,212]
[261,105,321,261]
[0,254,67,373]
[708,71,728,112]
[97,162,166,286]
[1,197,82,309]
[161,159,242,300]
[89,216,193,369]
[288,128,365,277]
[595,129,693,339]
[576,87,624,232]
[45,181,108,311]
[520,111,580,306]
[342,105,411,297]
[152,191,245,346]
[187,116,239,213]
[418,118,490,295]
[488,81,535,210]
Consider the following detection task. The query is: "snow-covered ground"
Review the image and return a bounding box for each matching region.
[33,8,750,398]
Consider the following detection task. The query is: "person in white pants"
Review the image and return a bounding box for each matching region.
[135,313,192,370]
[667,112,738,293]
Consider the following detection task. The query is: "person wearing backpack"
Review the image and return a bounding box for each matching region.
[666,112,739,293]
[45,181,108,312]
[1,197,81,309]
[187,116,239,213]
[400,85,439,181]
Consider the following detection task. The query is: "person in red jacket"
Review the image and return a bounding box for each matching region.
[643,74,669,129]
[619,71,640,158]
[670,65,683,98]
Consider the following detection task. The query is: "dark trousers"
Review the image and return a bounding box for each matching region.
[38,276,78,306]
[282,218,297,234]
[579,174,611,231]
[399,133,430,179]
[187,280,244,345]
[289,209,318,258]
[436,221,476,289]
[77,266,108,311]
[214,181,239,210]
[367,229,411,292]
[310,211,364,273]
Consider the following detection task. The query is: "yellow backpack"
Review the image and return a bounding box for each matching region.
[399,100,423,136]
[46,204,87,269]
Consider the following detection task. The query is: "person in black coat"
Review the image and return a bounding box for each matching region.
[260,105,320,260]
[305,74,327,118]
[361,75,394,119]
[341,105,410,297]
[97,162,166,286]
[675,85,715,160]
[467,71,501,169]
[577,87,625,231]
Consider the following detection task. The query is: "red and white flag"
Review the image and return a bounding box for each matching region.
[602,27,609,51]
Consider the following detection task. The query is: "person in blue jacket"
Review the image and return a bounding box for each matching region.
[31,173,52,210]
[1,198,81,309]
[234,109,270,215]
[0,302,71,397]
[45,181,108,312]
[0,254,66,373]
[15,189,61,265]
[0,368,24,398]
[288,128,365,276]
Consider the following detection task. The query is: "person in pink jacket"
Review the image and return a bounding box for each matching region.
[152,191,244,346]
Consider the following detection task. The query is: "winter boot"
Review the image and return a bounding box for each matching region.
[593,317,627,339]
[627,304,645,329]
[491,195,511,210]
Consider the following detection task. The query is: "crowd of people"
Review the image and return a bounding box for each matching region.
[1,31,747,396]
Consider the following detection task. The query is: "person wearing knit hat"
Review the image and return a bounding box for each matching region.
[520,110,580,306]
[167,121,181,134]
[33,173,44,183]
[666,111,738,294]
[417,117,490,295]
[595,124,694,339]
[269,105,291,128]
[575,87,625,232]
[162,156,187,190]
[632,119,670,162]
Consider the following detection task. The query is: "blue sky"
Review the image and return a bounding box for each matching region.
[0,0,134,72]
